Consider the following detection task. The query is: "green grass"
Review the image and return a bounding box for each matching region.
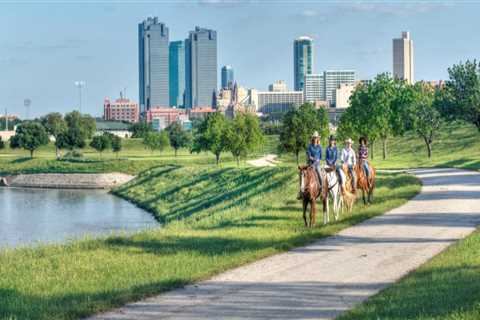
[338,229,480,320]
[368,121,480,171]
[0,165,420,320]
[0,136,279,175]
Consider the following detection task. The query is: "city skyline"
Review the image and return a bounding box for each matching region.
[1,1,479,117]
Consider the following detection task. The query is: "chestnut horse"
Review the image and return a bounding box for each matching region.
[355,162,376,205]
[298,166,327,227]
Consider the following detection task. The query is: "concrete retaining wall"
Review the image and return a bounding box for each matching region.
[0,173,134,189]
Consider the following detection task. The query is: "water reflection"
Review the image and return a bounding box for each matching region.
[0,187,158,248]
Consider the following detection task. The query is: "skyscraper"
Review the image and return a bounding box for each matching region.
[221,65,234,89]
[169,41,185,107]
[185,27,218,108]
[294,36,314,91]
[393,31,414,84]
[138,17,169,113]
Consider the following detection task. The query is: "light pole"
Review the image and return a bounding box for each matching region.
[24,98,31,120]
[75,81,85,113]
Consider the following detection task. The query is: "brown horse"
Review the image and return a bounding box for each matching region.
[355,161,376,205]
[298,166,327,227]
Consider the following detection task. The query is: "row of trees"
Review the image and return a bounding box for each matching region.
[337,60,480,159]
[9,111,97,158]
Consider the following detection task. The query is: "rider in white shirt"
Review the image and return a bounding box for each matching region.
[341,138,357,192]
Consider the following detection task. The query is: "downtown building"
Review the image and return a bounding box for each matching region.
[138,17,170,113]
[393,31,414,84]
[103,96,140,123]
[255,81,304,114]
[185,26,218,108]
[221,65,234,89]
[169,40,185,107]
[293,36,314,91]
[304,70,356,107]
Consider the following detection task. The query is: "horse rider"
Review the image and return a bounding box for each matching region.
[341,138,357,192]
[358,136,371,186]
[326,135,346,192]
[306,131,324,188]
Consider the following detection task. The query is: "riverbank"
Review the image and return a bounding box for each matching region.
[0,166,420,320]
[0,173,134,189]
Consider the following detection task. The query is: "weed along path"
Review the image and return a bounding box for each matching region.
[88,168,480,320]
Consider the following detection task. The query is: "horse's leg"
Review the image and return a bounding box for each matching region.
[303,199,308,227]
[324,196,329,225]
[311,199,316,227]
[362,188,366,205]
[334,189,339,221]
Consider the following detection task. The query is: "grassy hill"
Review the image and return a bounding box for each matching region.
[0,166,419,319]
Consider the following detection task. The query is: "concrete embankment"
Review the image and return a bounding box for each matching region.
[0,173,134,189]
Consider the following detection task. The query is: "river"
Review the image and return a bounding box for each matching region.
[0,187,158,248]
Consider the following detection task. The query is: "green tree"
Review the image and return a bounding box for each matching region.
[440,60,480,130]
[9,121,49,158]
[411,82,443,158]
[143,131,170,154]
[166,122,192,157]
[342,74,398,159]
[279,103,329,164]
[58,111,96,152]
[130,122,153,138]
[40,112,67,158]
[225,113,265,166]
[191,112,228,165]
[111,135,122,157]
[90,134,112,156]
[0,137,4,150]
[65,111,96,140]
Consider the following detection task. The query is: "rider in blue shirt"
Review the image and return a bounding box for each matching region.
[306,131,323,185]
[325,135,338,168]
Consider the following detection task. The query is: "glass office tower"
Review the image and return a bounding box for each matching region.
[293,36,314,91]
[138,17,169,113]
[185,27,218,108]
[169,40,185,107]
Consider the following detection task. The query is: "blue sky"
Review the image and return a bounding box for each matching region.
[1,0,479,118]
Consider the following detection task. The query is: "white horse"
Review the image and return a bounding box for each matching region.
[323,168,342,224]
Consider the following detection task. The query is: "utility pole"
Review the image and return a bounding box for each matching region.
[75,81,85,113]
[4,108,8,131]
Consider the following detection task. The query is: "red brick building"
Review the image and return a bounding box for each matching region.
[103,97,140,123]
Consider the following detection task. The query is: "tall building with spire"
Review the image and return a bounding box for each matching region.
[138,17,170,112]
[294,36,314,91]
[185,27,218,108]
[393,31,414,84]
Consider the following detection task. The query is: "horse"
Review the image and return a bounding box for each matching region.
[355,161,376,205]
[298,165,327,227]
[339,164,357,213]
[324,167,342,222]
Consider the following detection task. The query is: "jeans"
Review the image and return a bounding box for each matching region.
[348,165,357,190]
[362,161,370,179]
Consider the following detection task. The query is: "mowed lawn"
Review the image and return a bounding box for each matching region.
[0,135,278,175]
[0,165,420,320]
[338,229,480,320]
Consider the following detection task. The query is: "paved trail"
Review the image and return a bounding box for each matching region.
[89,168,480,320]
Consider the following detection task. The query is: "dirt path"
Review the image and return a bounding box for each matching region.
[88,168,480,320]
[247,154,279,167]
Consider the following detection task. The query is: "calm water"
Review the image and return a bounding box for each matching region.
[0,187,158,248]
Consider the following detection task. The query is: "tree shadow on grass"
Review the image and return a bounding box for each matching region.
[9,157,32,164]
